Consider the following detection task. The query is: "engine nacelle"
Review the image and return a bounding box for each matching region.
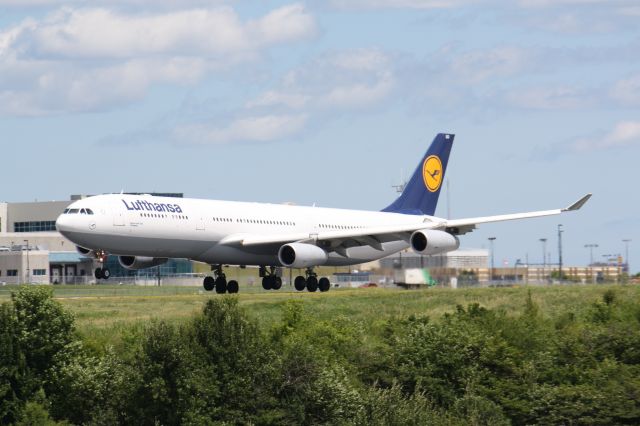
[278,243,328,268]
[410,229,460,256]
[76,246,94,257]
[118,256,169,270]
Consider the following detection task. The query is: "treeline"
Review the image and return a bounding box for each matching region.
[1,287,640,425]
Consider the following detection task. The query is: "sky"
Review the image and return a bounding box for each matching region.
[1,0,638,272]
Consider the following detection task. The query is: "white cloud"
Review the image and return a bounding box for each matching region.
[573,121,640,152]
[506,86,593,110]
[610,74,640,106]
[272,48,396,110]
[519,0,614,7]
[0,3,316,115]
[319,72,394,108]
[245,91,309,109]
[173,113,308,145]
[618,6,640,16]
[328,0,480,9]
[10,5,315,59]
[449,47,532,84]
[174,48,396,145]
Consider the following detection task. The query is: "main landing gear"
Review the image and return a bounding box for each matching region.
[203,265,239,294]
[201,265,332,294]
[260,266,282,290]
[294,268,331,293]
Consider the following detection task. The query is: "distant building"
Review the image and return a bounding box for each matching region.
[378,248,489,270]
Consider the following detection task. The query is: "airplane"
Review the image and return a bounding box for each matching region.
[55,133,591,293]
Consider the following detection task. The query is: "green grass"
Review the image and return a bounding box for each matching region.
[3,283,639,350]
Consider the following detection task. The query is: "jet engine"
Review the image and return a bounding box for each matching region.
[118,256,169,270]
[410,229,460,256]
[76,246,94,257]
[278,243,328,268]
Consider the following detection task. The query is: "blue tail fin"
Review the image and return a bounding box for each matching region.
[382,133,454,216]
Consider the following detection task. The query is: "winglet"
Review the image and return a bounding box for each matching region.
[563,193,592,212]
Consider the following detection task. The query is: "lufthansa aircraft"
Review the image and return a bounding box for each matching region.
[56,134,591,293]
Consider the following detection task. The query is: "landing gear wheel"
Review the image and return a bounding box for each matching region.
[102,268,111,280]
[294,276,306,291]
[227,280,239,294]
[273,276,283,290]
[307,276,318,292]
[215,277,227,294]
[262,276,273,290]
[94,268,103,280]
[203,276,215,291]
[319,277,330,292]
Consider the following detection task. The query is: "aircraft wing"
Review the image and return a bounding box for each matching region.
[220,222,441,249]
[219,193,591,252]
[443,193,592,235]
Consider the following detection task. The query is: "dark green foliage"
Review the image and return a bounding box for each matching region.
[189,297,281,424]
[2,286,640,425]
[603,289,616,305]
[0,302,24,425]
[15,401,61,426]
[48,348,135,425]
[355,383,466,426]
[11,286,76,376]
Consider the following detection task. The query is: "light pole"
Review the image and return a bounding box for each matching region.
[557,224,563,282]
[623,239,632,275]
[23,239,30,284]
[488,237,496,282]
[539,238,547,282]
[584,244,598,266]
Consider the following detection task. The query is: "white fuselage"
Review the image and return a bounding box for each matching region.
[56,194,429,267]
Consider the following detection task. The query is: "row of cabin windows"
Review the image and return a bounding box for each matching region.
[140,213,189,220]
[235,218,295,226]
[212,217,296,226]
[319,224,362,230]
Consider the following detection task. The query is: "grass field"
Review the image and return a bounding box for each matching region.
[3,283,639,349]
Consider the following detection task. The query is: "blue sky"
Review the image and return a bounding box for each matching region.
[1,0,638,272]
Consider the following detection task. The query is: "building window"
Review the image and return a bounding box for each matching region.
[14,221,57,232]
[7,270,18,277]
[33,269,47,276]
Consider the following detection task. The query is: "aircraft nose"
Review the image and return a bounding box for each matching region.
[55,213,71,234]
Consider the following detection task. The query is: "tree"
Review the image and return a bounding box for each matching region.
[0,303,25,424]
[11,286,76,384]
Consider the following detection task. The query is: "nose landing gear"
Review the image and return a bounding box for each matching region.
[94,267,111,280]
[94,250,110,280]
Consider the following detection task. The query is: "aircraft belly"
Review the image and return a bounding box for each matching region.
[196,245,280,265]
[325,241,409,266]
[62,230,215,258]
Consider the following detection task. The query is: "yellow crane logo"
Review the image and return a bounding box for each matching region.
[422,155,443,192]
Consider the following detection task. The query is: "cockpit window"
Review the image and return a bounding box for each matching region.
[86,209,94,215]
[80,209,87,214]
[63,209,70,214]
[68,209,79,214]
